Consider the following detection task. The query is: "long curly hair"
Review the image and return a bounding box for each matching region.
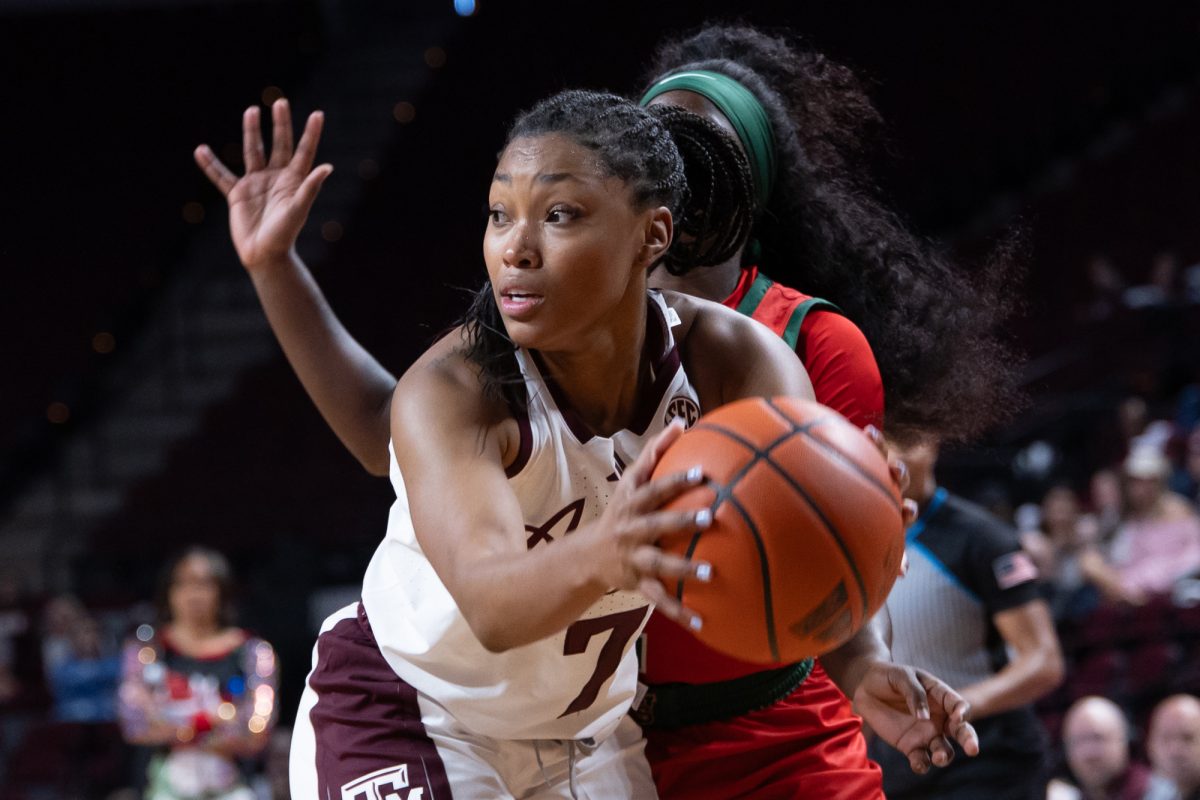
[644,24,1022,442]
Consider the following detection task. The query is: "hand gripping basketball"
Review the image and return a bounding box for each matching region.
[588,421,714,631]
[651,397,908,664]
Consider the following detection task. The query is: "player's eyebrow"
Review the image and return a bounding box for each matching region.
[492,172,583,184]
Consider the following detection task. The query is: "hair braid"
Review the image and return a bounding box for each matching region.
[647,104,757,275]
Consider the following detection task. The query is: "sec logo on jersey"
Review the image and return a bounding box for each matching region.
[664,396,700,428]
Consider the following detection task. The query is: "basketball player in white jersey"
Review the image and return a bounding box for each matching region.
[196,90,978,797]
[285,89,820,798]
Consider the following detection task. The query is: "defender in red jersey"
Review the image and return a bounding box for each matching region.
[635,24,1017,799]
[638,266,888,799]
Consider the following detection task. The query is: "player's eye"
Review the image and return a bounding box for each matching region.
[546,205,578,224]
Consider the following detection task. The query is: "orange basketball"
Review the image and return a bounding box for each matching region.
[653,396,905,665]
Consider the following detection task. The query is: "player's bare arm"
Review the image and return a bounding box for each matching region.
[196,100,395,475]
[671,292,816,406]
[391,335,711,652]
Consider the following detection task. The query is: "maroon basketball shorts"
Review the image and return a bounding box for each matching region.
[289,603,657,799]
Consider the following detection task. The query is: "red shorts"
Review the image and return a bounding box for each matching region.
[644,663,884,800]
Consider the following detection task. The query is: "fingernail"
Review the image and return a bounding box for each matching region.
[918,707,931,720]
[688,615,703,631]
[686,466,702,483]
[694,562,712,582]
[864,424,880,439]
[694,508,712,528]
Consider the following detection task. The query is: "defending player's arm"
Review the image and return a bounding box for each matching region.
[687,297,978,773]
[392,336,710,653]
[958,600,1064,720]
[196,99,396,476]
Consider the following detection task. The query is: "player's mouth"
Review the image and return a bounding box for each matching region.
[499,290,544,318]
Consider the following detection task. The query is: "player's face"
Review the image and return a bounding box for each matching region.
[484,134,659,353]
[168,554,222,628]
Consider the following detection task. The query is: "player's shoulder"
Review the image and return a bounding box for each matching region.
[393,327,510,430]
[803,306,870,350]
[665,290,791,360]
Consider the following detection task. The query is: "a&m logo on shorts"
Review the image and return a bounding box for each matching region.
[342,764,426,800]
[664,396,700,428]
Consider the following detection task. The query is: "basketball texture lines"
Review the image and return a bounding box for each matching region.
[654,397,905,664]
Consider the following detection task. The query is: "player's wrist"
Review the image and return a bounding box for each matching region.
[245,248,300,281]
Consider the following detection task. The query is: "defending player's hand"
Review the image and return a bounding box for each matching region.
[590,421,713,630]
[851,661,979,774]
[193,98,333,272]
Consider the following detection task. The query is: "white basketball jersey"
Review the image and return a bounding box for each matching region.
[360,292,702,742]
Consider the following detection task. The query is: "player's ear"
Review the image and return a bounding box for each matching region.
[637,206,673,272]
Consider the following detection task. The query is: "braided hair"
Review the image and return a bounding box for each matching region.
[643,25,1022,442]
[461,90,690,412]
[646,105,757,275]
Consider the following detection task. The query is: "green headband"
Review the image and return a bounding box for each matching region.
[640,69,776,206]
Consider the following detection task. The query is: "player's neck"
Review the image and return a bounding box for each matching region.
[538,299,651,437]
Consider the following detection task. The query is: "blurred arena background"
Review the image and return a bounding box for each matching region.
[1,0,1199,796]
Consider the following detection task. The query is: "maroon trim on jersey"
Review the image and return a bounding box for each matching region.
[504,411,533,478]
[629,298,682,436]
[307,604,452,800]
[528,296,681,444]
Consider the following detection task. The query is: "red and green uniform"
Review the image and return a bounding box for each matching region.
[641,267,886,799]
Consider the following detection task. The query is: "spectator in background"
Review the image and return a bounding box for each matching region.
[41,594,85,678]
[118,546,277,800]
[1091,469,1125,543]
[1168,429,1200,505]
[870,437,1064,799]
[1146,694,1200,800]
[1081,447,1200,605]
[1022,486,1101,620]
[1051,696,1151,800]
[47,606,121,722]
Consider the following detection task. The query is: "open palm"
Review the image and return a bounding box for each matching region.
[194,99,333,271]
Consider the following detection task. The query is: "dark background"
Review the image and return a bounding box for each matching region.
[1,0,1198,739]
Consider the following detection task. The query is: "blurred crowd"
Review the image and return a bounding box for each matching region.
[0,549,289,800]
[1012,377,1200,797]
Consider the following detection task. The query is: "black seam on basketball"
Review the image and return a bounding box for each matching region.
[700,416,870,621]
[759,452,870,615]
[677,448,780,662]
[764,398,901,512]
[724,492,779,663]
[696,419,822,455]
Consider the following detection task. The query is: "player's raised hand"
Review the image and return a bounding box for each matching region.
[193,99,333,273]
[589,421,713,629]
